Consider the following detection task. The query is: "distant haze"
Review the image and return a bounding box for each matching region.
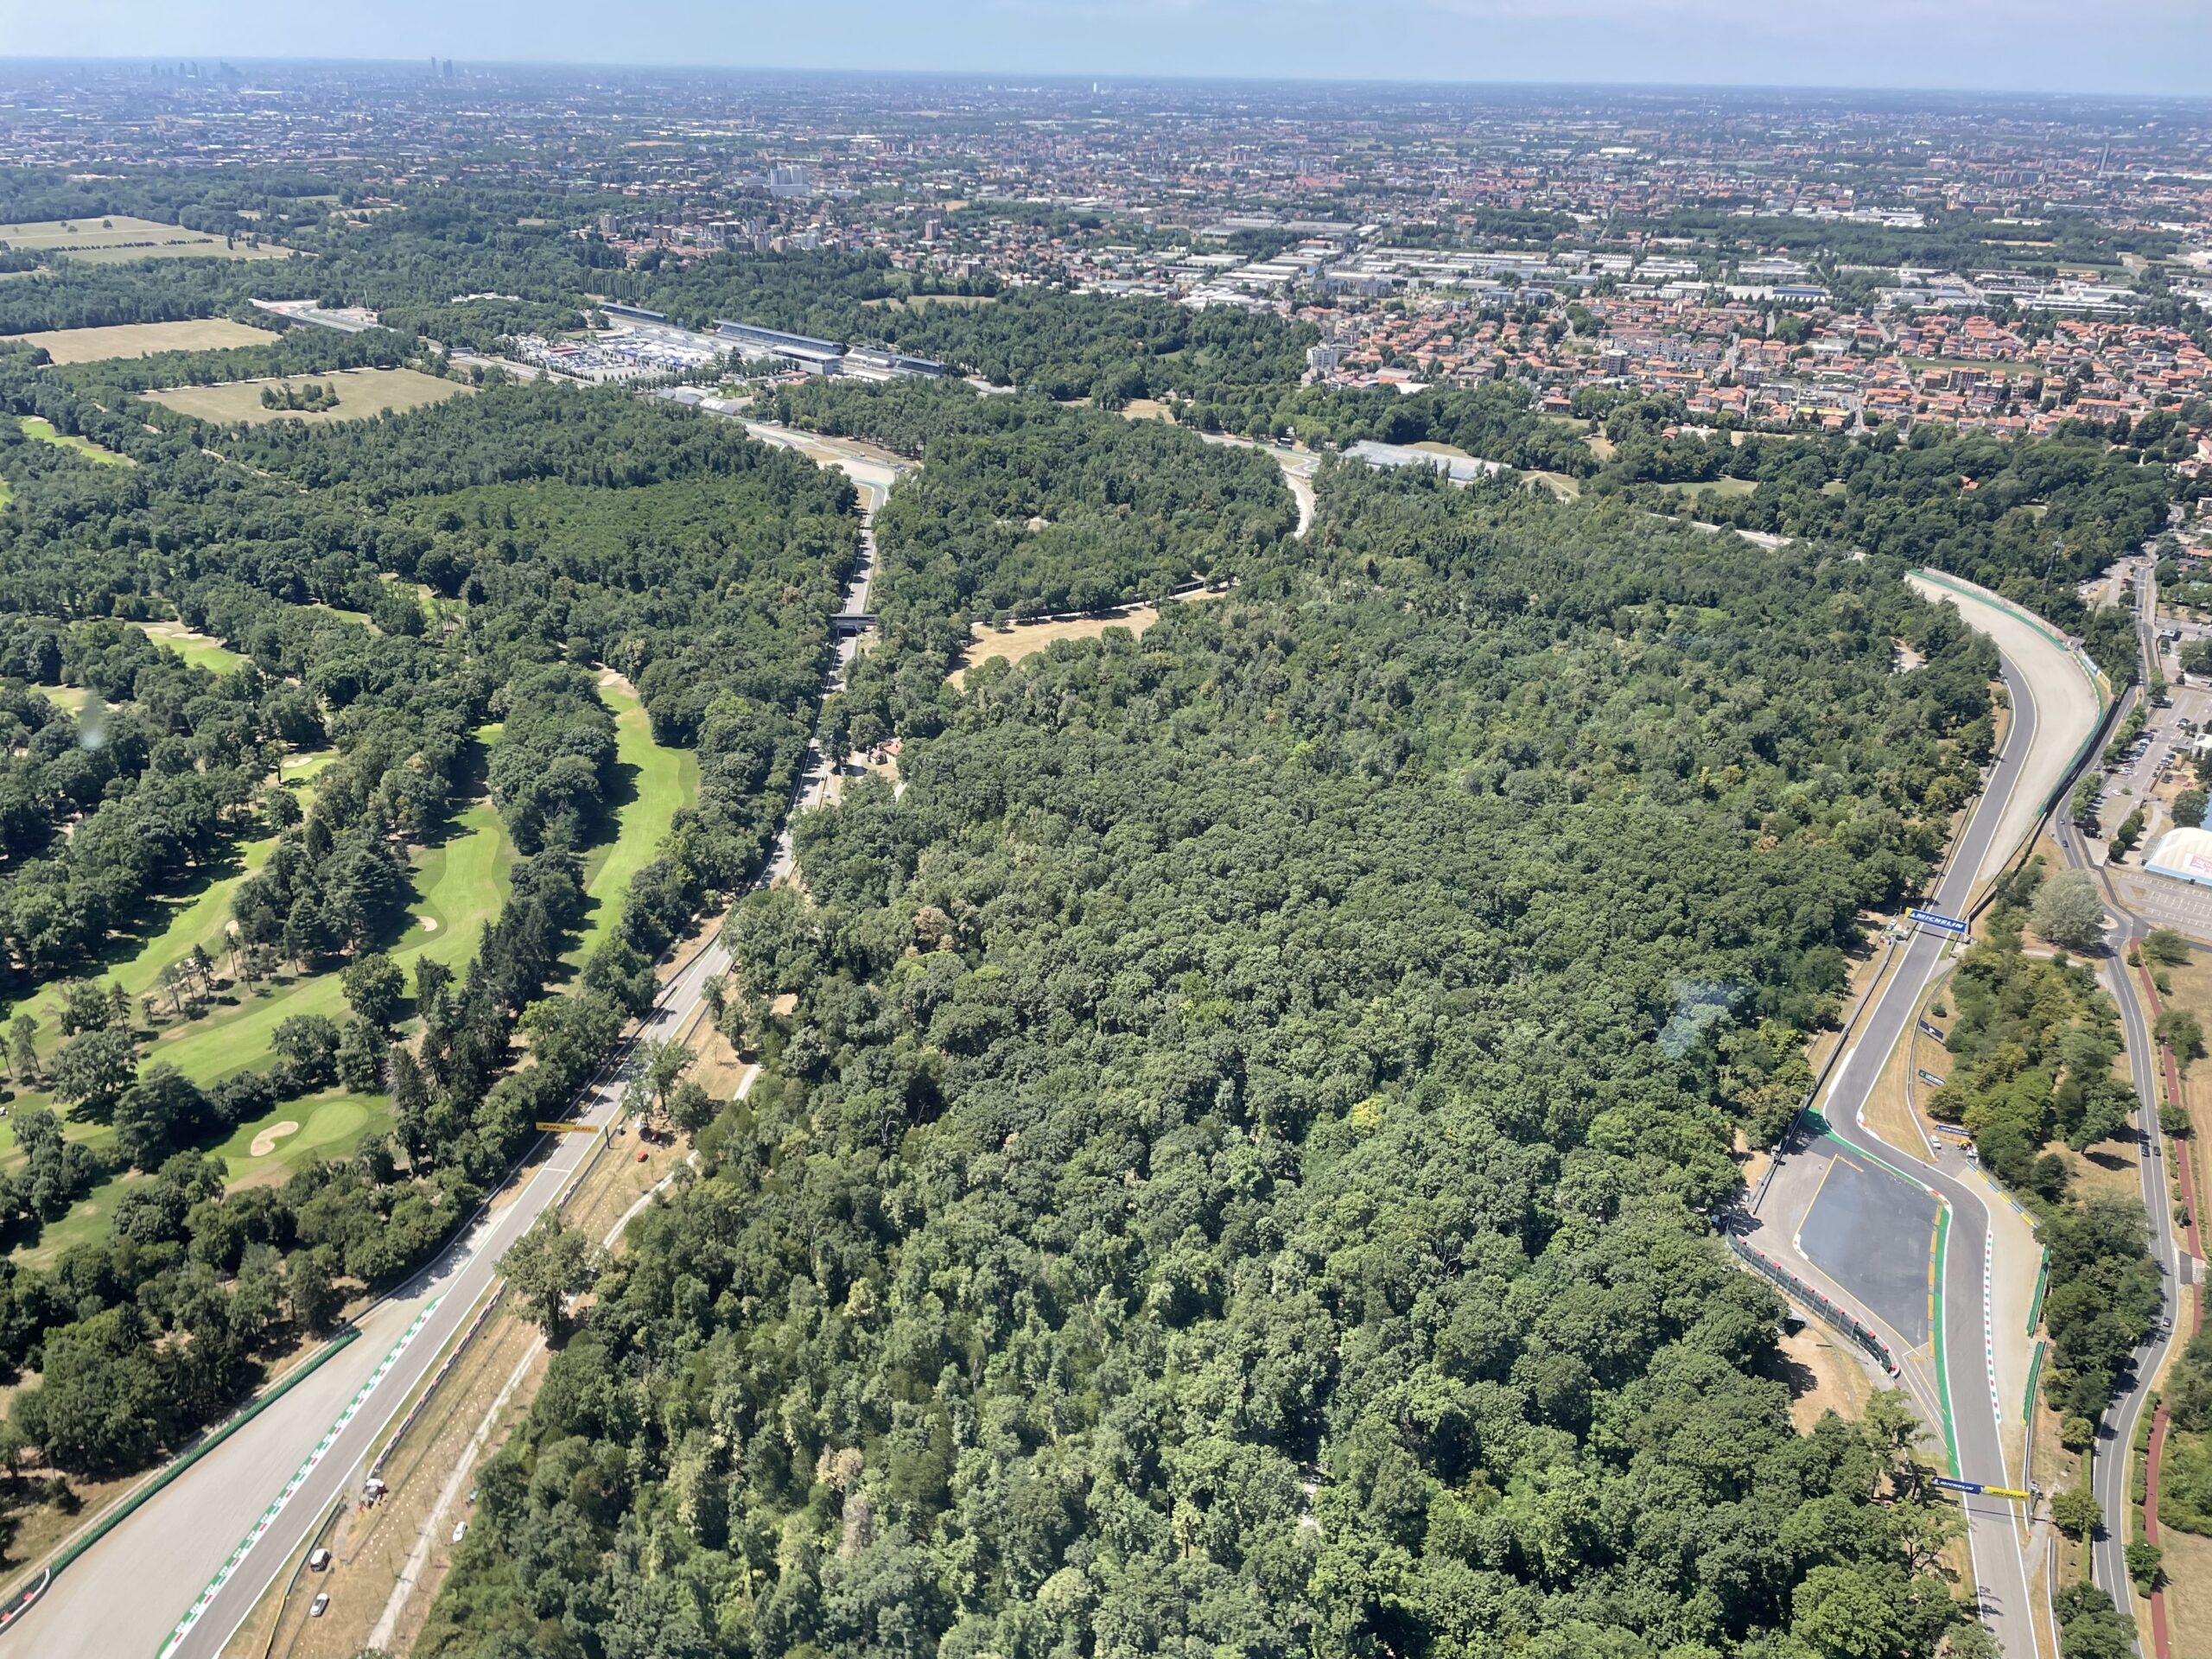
[20,0,2212,99]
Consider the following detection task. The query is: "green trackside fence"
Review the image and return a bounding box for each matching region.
[2026,1249,2050,1337]
[2024,1338,2047,1424]
[0,1324,362,1636]
[1726,1233,1901,1378]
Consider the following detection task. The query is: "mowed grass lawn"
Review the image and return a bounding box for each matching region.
[4,681,696,1259]
[19,416,130,465]
[0,217,294,264]
[1649,476,1759,502]
[12,316,276,364]
[569,676,699,970]
[141,620,251,677]
[146,367,470,428]
[3,797,516,1263]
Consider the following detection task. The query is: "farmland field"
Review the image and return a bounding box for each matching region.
[12,316,276,363]
[144,366,471,426]
[0,215,295,264]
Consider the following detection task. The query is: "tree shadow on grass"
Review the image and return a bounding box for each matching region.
[1755,1321,1824,1408]
[562,758,642,958]
[409,731,495,854]
[25,841,256,1004]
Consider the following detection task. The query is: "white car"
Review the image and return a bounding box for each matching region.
[452,1521,469,1544]
[310,1593,330,1618]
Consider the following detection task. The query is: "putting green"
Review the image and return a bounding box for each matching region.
[13,1090,383,1267]
[3,799,515,1260]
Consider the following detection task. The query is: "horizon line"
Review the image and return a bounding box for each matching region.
[3,54,2210,105]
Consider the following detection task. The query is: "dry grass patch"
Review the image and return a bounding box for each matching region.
[950,608,1160,689]
[861,293,997,311]
[1772,1320,1878,1430]
[688,1023,754,1101]
[0,215,293,264]
[949,591,1228,689]
[145,366,469,427]
[2065,1132,2145,1204]
[14,316,274,364]
[2163,1483,2212,1659]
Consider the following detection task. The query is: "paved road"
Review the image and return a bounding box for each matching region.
[2053,557,2189,1641]
[1751,572,2113,1658]
[1904,570,2103,885]
[3,442,893,1659]
[1808,648,2047,1658]
[1194,431,1318,537]
[1797,1151,1942,1348]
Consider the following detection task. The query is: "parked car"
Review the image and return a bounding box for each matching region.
[452,1521,469,1545]
[310,1593,330,1618]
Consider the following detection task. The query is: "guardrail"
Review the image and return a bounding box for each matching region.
[366,1287,506,1485]
[256,1497,346,1659]
[1726,1234,1900,1376]
[0,1324,362,1635]
[2027,1249,2052,1337]
[1903,569,2126,923]
[363,1116,624,1484]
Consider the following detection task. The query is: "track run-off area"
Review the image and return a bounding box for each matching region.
[1744,569,2107,1659]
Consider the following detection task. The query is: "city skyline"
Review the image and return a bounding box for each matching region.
[14,0,2212,99]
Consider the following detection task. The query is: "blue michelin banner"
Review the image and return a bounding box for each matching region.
[1909,907,1968,936]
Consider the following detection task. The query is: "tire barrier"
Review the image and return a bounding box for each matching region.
[0,1572,47,1636]
[1727,1233,1901,1376]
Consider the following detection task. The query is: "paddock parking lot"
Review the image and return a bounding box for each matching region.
[2114,870,2212,941]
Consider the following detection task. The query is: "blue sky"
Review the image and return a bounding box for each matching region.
[20,0,2212,97]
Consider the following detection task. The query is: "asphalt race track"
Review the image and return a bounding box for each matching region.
[1798,1151,1939,1350]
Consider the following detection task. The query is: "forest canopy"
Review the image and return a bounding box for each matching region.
[419,464,2000,1659]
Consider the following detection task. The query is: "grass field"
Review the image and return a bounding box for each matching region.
[951,608,1161,689]
[145,367,471,427]
[18,416,130,465]
[3,789,517,1262]
[142,620,250,677]
[14,316,276,364]
[30,684,96,715]
[569,676,699,969]
[0,216,295,264]
[1651,476,1758,499]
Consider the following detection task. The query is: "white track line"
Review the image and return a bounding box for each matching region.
[157,1299,444,1659]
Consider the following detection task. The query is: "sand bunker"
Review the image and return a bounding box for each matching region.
[249,1120,300,1158]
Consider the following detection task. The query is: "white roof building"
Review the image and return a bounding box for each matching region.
[2145,826,2212,889]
